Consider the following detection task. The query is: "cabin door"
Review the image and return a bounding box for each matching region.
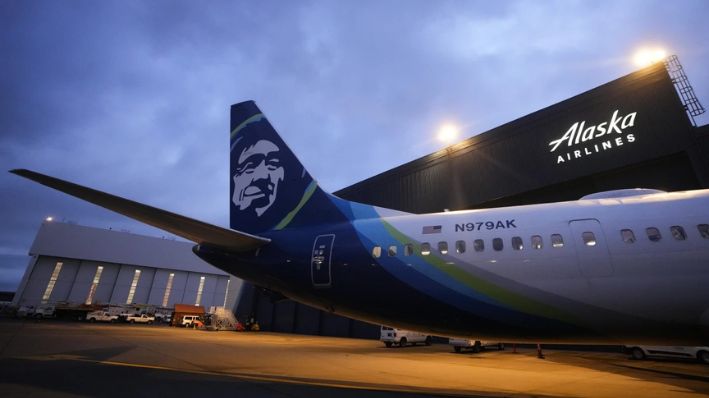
[569,219,613,277]
[311,234,335,287]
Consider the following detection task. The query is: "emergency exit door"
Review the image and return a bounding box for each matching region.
[311,234,335,287]
[569,219,613,277]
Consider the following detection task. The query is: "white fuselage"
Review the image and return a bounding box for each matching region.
[359,189,709,341]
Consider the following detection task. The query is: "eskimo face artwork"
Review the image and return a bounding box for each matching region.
[232,139,285,217]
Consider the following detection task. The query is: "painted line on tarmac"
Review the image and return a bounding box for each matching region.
[79,358,497,397]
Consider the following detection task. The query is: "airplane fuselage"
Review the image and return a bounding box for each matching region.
[196,189,709,344]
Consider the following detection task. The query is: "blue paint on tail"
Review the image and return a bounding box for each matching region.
[229,101,343,234]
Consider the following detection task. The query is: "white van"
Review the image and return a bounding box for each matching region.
[449,338,505,353]
[380,326,431,347]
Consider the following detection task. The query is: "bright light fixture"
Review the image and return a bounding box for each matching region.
[45,216,53,222]
[633,48,667,68]
[437,124,459,143]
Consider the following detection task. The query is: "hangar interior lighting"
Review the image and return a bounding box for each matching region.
[195,276,206,306]
[162,273,175,307]
[437,124,460,143]
[633,47,667,68]
[126,269,142,304]
[85,265,104,305]
[223,278,231,307]
[42,261,63,303]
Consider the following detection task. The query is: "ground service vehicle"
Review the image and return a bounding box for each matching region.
[29,305,55,319]
[449,338,505,353]
[16,305,35,318]
[181,315,201,327]
[380,326,432,347]
[86,311,118,323]
[125,314,155,324]
[155,313,172,323]
[626,345,709,364]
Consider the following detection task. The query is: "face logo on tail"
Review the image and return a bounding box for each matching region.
[232,139,285,217]
[230,102,321,233]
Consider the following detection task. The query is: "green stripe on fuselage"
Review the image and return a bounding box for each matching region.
[380,219,576,324]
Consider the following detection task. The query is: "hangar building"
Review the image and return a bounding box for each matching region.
[237,58,708,338]
[12,221,243,313]
[337,60,708,211]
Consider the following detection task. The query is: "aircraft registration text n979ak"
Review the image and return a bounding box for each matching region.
[11,100,709,345]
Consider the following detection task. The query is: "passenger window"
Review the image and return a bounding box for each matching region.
[404,243,414,256]
[492,238,503,251]
[511,236,523,250]
[372,246,382,258]
[698,224,709,239]
[670,226,687,241]
[421,243,431,256]
[473,239,485,252]
[438,241,448,254]
[387,245,397,256]
[621,229,635,243]
[551,234,564,248]
[455,240,466,254]
[531,235,543,249]
[646,227,661,242]
[582,232,596,246]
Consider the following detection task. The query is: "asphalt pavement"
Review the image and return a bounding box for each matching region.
[0,319,707,397]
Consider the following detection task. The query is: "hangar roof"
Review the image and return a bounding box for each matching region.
[28,221,228,275]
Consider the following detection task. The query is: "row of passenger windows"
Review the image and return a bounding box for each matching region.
[371,224,709,258]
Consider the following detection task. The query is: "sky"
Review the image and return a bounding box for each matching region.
[1,0,708,291]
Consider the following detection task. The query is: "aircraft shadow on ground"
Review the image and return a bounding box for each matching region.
[506,349,709,395]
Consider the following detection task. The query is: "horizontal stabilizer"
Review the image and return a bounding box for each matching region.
[10,169,270,252]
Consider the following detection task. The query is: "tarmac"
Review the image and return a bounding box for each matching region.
[0,319,707,397]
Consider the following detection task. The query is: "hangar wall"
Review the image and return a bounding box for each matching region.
[336,63,708,211]
[13,221,242,312]
[236,283,378,338]
[239,62,707,338]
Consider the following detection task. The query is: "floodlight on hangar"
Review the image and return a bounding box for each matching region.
[633,47,667,68]
[437,123,460,143]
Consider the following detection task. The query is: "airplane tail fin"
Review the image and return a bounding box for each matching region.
[230,101,341,234]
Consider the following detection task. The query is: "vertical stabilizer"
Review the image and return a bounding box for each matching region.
[230,101,337,234]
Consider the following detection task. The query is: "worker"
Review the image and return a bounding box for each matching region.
[537,343,545,359]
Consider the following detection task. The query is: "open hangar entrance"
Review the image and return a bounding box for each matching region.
[238,59,708,338]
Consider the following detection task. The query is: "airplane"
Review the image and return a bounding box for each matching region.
[11,100,709,345]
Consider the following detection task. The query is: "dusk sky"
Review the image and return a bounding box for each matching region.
[1,0,708,291]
